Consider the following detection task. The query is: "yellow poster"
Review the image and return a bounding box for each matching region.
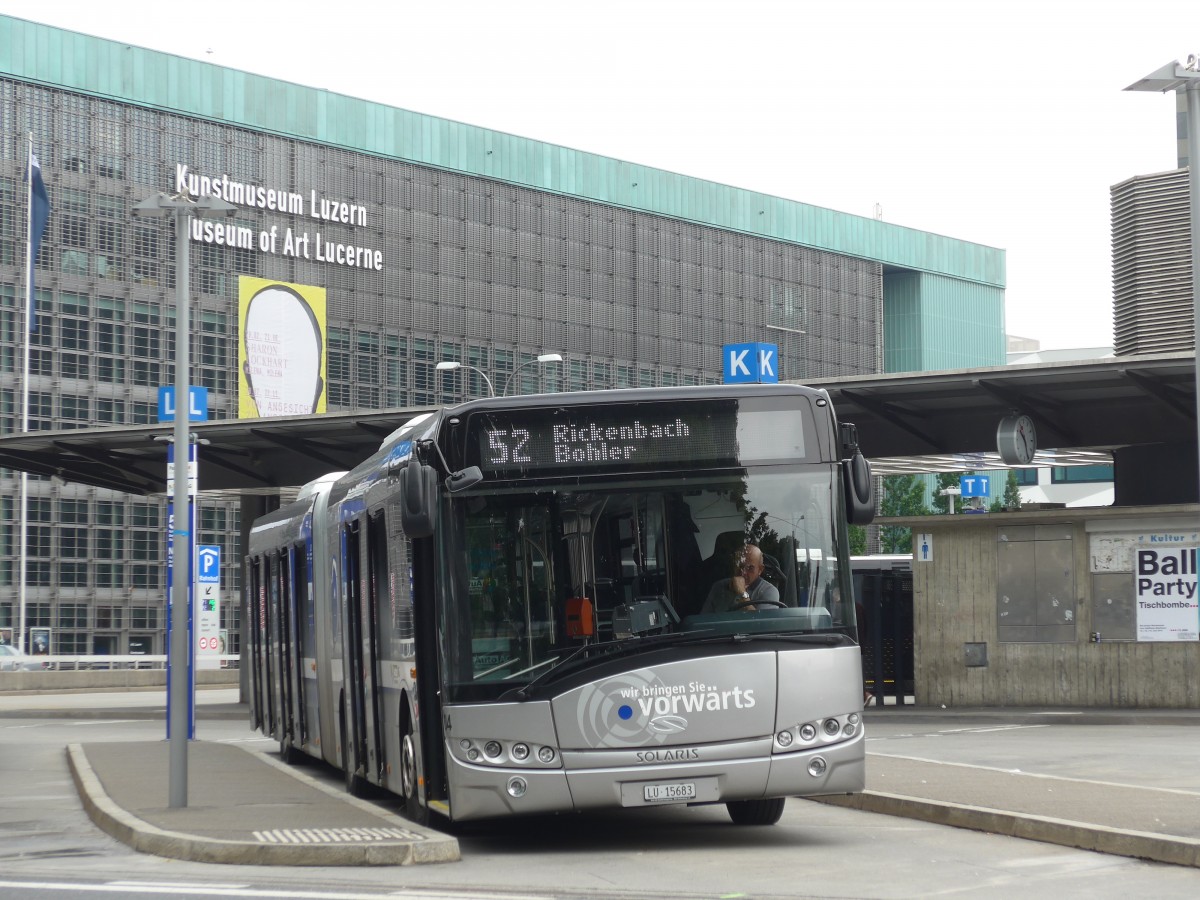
[238,277,327,418]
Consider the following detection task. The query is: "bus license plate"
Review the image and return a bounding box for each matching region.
[643,782,696,802]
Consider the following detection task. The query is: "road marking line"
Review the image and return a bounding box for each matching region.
[869,751,1200,796]
[934,725,1049,734]
[254,826,424,844]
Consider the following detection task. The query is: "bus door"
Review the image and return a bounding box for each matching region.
[276,546,297,747]
[363,512,389,783]
[290,544,312,745]
[410,532,446,808]
[314,496,340,768]
[260,555,275,735]
[343,520,382,782]
[246,557,264,730]
[249,554,275,735]
[266,553,283,739]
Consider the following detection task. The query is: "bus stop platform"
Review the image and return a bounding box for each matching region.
[817,704,1200,869]
[67,739,461,866]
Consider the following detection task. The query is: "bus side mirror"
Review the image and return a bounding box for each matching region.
[400,456,438,537]
[843,452,874,525]
[445,466,483,493]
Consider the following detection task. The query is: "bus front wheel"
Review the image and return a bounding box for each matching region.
[726,797,785,825]
[399,706,427,824]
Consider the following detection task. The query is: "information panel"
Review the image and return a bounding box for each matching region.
[196,545,222,670]
[1135,545,1200,641]
[470,399,808,476]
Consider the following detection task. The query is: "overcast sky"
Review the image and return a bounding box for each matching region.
[5,1,1196,350]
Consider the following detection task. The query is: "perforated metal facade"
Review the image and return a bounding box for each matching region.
[1111,168,1193,355]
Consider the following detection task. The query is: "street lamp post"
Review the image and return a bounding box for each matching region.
[1125,58,1200,501]
[435,360,495,397]
[132,190,235,809]
[503,353,563,396]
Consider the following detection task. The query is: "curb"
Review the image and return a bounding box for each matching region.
[862,709,1200,728]
[66,744,460,866]
[813,791,1200,869]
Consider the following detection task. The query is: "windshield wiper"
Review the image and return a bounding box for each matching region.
[507,640,601,697]
[502,640,611,701]
[729,632,850,646]
[504,629,718,701]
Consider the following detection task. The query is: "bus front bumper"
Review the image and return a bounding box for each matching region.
[442,731,864,821]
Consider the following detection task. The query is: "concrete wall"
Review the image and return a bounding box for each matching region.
[888,505,1200,708]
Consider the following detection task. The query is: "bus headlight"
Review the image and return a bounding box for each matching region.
[780,713,862,752]
[808,757,828,777]
[507,776,528,798]
[455,738,562,768]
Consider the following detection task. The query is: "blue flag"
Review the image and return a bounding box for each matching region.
[28,151,50,333]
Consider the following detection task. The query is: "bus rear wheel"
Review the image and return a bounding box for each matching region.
[339,694,368,798]
[279,733,300,765]
[726,797,786,825]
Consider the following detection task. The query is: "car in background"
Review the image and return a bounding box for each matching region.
[0,644,44,671]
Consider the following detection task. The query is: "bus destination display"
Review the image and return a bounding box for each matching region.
[475,403,741,473]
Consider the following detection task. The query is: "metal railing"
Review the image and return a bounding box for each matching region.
[12,654,240,671]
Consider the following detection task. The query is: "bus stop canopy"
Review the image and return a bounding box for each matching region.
[0,351,1192,495]
[0,406,436,496]
[806,351,1194,474]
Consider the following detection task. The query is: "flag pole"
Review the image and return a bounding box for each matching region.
[18,132,32,654]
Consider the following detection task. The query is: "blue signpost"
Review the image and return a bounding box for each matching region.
[160,385,207,740]
[164,440,197,739]
[960,474,991,514]
[959,474,990,497]
[722,342,779,384]
[158,386,209,422]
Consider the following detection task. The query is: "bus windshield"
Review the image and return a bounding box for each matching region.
[438,466,854,702]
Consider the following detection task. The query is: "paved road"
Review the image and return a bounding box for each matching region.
[851,712,1200,868]
[3,690,1200,898]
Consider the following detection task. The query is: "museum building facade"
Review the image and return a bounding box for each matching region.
[0,15,1005,655]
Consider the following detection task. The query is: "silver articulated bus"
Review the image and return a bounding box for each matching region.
[245,383,875,825]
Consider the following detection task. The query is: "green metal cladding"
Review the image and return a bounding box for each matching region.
[1,14,1005,300]
[884,271,1006,373]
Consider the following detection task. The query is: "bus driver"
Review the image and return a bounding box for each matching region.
[700,543,780,613]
